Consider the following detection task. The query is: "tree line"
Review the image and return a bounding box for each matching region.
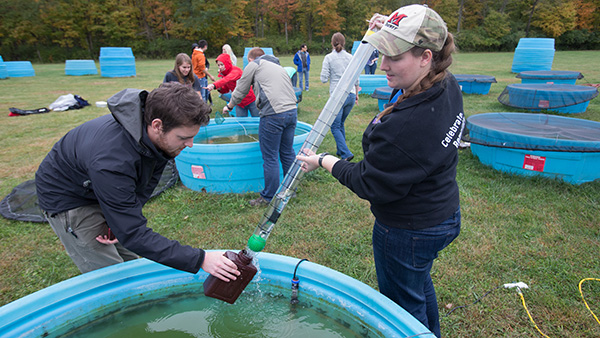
[0,0,598,63]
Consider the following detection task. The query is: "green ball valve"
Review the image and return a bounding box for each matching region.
[248,234,267,252]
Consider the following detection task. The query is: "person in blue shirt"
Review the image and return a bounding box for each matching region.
[364,49,379,74]
[293,44,311,91]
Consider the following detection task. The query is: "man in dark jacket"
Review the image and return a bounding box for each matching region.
[35,82,240,282]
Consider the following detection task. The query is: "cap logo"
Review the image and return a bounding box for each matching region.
[387,12,408,28]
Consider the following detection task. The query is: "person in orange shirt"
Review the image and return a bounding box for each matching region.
[192,40,215,101]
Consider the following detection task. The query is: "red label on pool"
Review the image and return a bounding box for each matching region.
[191,165,206,179]
[523,154,546,172]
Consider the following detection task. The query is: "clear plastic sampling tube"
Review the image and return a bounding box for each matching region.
[246,32,377,256]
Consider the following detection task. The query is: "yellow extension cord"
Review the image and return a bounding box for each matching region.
[579,278,600,326]
[516,278,600,337]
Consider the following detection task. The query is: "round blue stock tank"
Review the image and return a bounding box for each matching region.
[467,112,600,184]
[175,117,312,193]
[0,253,434,338]
[454,74,497,95]
[498,83,598,114]
[371,86,394,111]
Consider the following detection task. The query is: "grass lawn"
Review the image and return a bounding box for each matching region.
[0,50,599,337]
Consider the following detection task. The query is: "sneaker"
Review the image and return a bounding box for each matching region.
[343,155,354,162]
[249,196,269,206]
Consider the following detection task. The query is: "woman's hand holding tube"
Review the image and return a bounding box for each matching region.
[297,149,340,173]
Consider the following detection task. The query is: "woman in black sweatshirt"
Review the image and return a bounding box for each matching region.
[297,5,463,337]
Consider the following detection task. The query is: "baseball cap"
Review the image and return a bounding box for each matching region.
[364,4,448,56]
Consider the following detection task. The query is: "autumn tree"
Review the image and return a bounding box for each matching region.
[269,0,299,44]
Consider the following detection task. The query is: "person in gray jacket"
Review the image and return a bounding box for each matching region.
[36,82,240,282]
[223,48,297,206]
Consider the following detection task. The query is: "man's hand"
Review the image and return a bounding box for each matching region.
[205,83,215,91]
[202,251,241,282]
[96,234,118,245]
[222,104,231,115]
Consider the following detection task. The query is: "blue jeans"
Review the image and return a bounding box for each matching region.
[298,69,309,90]
[330,93,355,159]
[199,77,208,102]
[236,101,260,117]
[258,110,297,200]
[364,62,377,74]
[372,207,461,338]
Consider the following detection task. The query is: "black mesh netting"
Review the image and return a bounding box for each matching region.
[498,83,598,110]
[464,112,600,152]
[515,71,584,80]
[0,159,179,223]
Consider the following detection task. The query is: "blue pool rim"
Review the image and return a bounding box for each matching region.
[467,113,600,184]
[0,253,434,338]
[175,117,313,193]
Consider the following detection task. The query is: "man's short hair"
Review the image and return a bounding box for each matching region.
[197,40,208,49]
[145,82,211,133]
[300,44,307,49]
[248,47,265,61]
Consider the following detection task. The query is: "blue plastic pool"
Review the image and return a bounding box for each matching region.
[467,112,600,184]
[0,55,8,79]
[175,118,312,193]
[498,83,598,114]
[517,71,583,85]
[5,61,35,77]
[359,74,387,95]
[99,47,136,77]
[511,38,555,73]
[371,86,394,111]
[0,253,434,338]
[454,74,497,95]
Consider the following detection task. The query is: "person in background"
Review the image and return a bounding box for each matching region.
[206,53,259,117]
[36,82,240,282]
[293,44,311,91]
[296,5,463,337]
[222,44,238,66]
[163,53,204,100]
[321,32,359,162]
[224,48,297,206]
[364,49,379,74]
[192,40,216,101]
